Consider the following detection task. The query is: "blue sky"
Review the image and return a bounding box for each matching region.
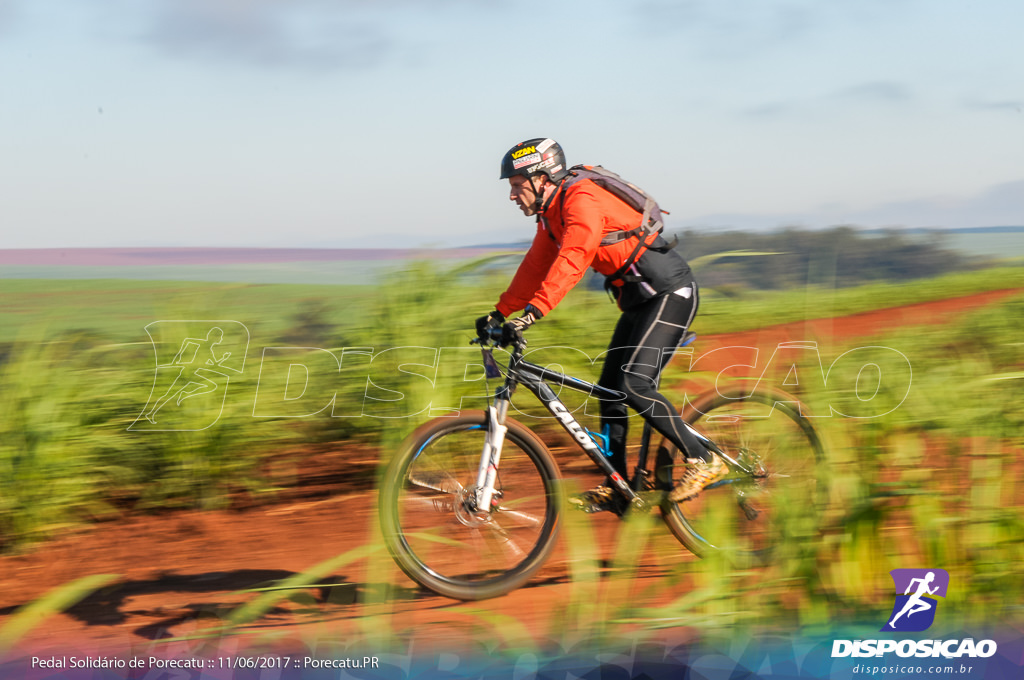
[1,0,1021,248]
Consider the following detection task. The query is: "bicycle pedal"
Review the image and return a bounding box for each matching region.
[569,499,622,515]
[568,488,628,516]
[629,495,655,514]
[571,502,610,515]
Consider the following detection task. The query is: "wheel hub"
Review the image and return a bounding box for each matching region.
[453,485,498,526]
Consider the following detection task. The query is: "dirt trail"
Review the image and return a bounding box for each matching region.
[1,287,1020,658]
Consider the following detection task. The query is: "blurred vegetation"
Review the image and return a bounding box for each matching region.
[0,248,1023,645]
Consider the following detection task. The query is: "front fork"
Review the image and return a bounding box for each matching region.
[474,392,511,514]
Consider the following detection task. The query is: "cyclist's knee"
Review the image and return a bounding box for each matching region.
[622,372,658,403]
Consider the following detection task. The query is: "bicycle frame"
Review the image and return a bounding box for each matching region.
[381,335,828,599]
[472,339,724,514]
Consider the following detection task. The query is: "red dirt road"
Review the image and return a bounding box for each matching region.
[1,288,1020,659]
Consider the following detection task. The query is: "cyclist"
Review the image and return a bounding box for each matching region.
[476,137,727,514]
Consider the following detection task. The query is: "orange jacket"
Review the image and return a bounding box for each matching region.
[496,177,661,317]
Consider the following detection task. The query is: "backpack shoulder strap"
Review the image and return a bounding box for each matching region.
[562,165,665,247]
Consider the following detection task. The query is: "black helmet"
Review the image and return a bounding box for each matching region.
[499,138,568,183]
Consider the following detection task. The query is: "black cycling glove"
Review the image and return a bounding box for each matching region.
[500,305,543,345]
[475,310,505,338]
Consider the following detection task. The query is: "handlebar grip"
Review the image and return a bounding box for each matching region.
[471,326,504,345]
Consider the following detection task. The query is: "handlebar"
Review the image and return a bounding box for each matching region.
[471,326,527,353]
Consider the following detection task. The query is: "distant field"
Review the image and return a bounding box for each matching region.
[3,228,1022,288]
[0,279,374,344]
[0,261,395,285]
[3,265,1024,344]
[0,247,510,286]
[0,247,501,266]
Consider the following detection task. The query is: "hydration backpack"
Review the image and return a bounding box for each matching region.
[560,164,666,247]
[558,165,679,298]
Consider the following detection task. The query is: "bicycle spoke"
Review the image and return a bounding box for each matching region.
[478,520,528,561]
[407,469,464,495]
[493,507,544,527]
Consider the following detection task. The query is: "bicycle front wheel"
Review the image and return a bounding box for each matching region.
[378,411,562,600]
[659,385,826,564]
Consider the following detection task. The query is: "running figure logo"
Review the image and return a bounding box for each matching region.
[882,568,949,632]
[131,321,249,431]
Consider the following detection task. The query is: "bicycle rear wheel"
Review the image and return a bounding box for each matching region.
[378,412,562,600]
[659,384,826,564]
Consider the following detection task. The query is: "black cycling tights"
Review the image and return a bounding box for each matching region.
[597,284,707,480]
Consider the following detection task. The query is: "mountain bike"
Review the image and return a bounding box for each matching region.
[378,329,826,601]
